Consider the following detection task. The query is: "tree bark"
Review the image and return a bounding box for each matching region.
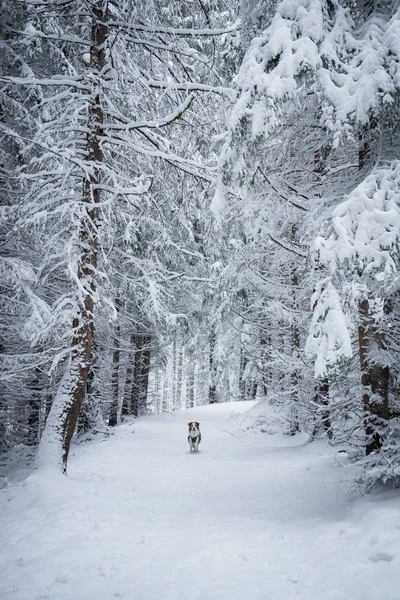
[121,332,136,417]
[130,334,151,416]
[249,380,258,401]
[172,336,177,409]
[314,378,331,438]
[137,335,151,415]
[109,300,121,427]
[175,345,184,410]
[239,343,248,401]
[78,329,105,435]
[289,229,300,435]
[260,334,270,398]
[208,328,217,404]
[131,334,143,417]
[187,362,195,408]
[27,368,43,446]
[358,299,390,455]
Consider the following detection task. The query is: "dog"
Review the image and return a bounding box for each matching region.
[188,422,201,453]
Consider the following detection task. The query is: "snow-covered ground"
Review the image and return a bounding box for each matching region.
[1,401,400,600]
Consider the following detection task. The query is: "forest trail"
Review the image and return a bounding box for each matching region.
[1,401,399,600]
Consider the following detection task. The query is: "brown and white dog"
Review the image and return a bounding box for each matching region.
[188,422,201,453]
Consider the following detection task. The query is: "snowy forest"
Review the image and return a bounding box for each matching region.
[1,1,400,598]
[0,0,400,478]
[2,0,400,484]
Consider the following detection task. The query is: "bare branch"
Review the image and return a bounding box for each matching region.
[106,95,194,132]
[145,79,236,101]
[109,21,240,37]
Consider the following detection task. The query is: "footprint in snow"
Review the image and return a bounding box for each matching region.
[368,552,394,563]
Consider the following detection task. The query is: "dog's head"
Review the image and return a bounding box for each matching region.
[188,421,200,433]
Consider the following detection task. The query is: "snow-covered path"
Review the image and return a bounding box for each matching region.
[1,401,400,600]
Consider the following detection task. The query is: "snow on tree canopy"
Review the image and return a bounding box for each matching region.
[230,0,325,137]
[316,162,400,291]
[305,280,352,378]
[230,0,400,142]
[307,161,400,379]
[319,4,400,136]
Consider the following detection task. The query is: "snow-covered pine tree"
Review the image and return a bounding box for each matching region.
[305,0,400,485]
[216,0,400,463]
[214,0,340,432]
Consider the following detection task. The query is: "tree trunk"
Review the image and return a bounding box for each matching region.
[36,4,107,472]
[313,149,331,424]
[78,330,105,435]
[109,301,121,427]
[260,334,270,398]
[131,334,143,417]
[27,368,42,446]
[187,362,195,408]
[162,373,169,412]
[172,336,177,409]
[208,328,217,404]
[121,332,136,417]
[154,366,162,413]
[175,345,184,410]
[137,335,151,416]
[129,333,151,417]
[289,237,300,436]
[314,378,332,438]
[358,130,389,455]
[249,380,258,401]
[358,299,390,455]
[239,343,248,401]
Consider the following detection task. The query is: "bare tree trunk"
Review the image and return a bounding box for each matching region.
[358,299,390,455]
[260,334,270,398]
[314,378,331,438]
[289,236,300,435]
[131,334,143,417]
[121,332,136,417]
[187,362,195,408]
[249,380,258,401]
[0,398,7,453]
[27,368,43,446]
[239,343,248,401]
[137,334,151,416]
[162,373,169,412]
[208,328,217,404]
[130,333,151,417]
[78,329,105,435]
[154,366,162,413]
[79,375,104,435]
[172,336,177,409]
[175,345,184,410]
[109,300,121,427]
[36,4,107,472]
